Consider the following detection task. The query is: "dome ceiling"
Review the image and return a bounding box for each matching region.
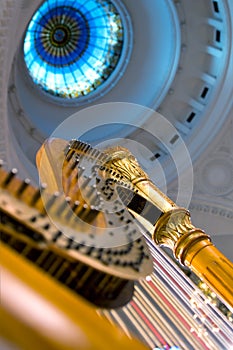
[0,0,233,259]
[7,0,233,169]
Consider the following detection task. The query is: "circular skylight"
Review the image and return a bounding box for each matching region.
[23,0,129,102]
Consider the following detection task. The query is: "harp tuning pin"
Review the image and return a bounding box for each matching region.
[3,168,18,187]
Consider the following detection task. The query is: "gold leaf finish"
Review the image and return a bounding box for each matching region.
[103,146,149,184]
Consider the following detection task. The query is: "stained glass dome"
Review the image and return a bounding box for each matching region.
[23,0,128,101]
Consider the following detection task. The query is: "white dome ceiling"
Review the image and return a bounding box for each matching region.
[0,0,233,260]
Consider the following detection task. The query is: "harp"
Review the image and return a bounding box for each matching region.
[1,139,233,350]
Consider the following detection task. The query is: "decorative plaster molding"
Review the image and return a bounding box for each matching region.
[193,118,233,201]
[0,0,44,166]
[0,0,16,162]
[198,154,233,196]
[189,201,233,220]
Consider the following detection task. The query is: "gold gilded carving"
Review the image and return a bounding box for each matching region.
[102,146,176,212]
[153,208,210,265]
[103,146,149,184]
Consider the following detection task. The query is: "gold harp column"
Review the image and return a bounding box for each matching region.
[103,146,233,310]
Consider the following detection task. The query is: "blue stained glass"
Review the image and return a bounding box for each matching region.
[23,0,124,100]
